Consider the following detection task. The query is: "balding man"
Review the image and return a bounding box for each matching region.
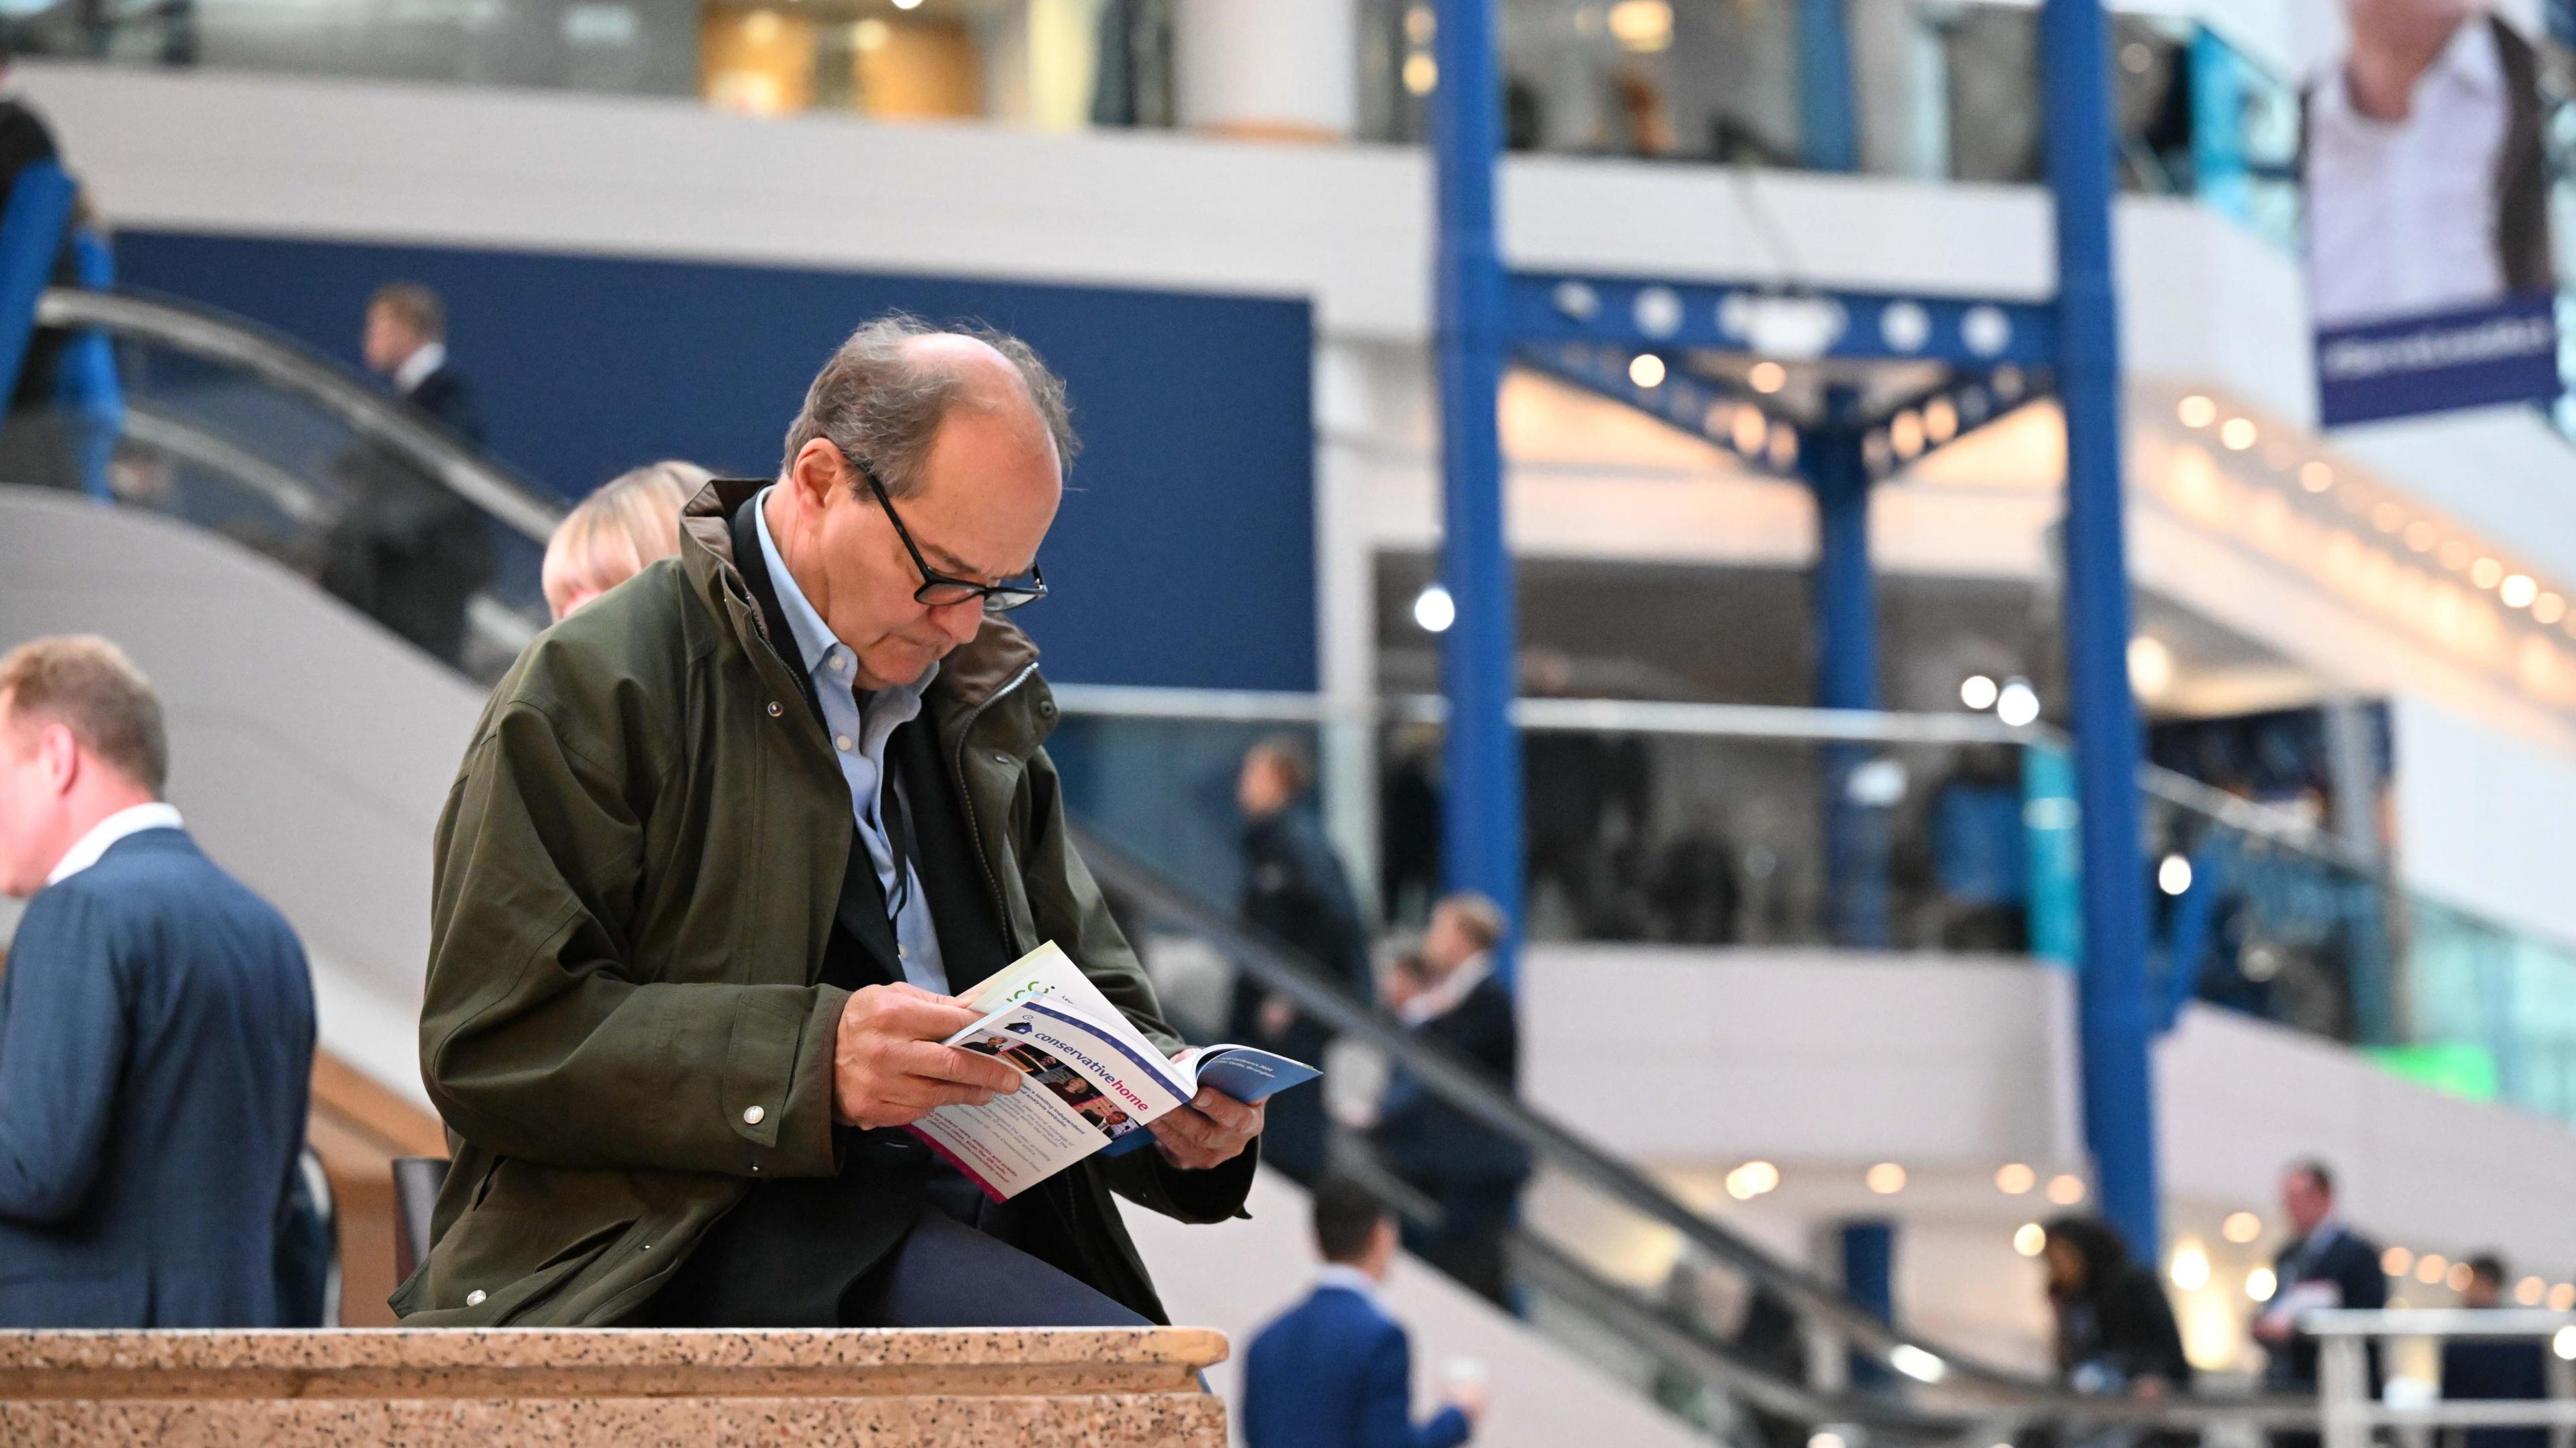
[400,317,1263,1328]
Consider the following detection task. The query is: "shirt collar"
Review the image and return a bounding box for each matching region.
[392,341,447,396]
[1400,948,1493,1026]
[751,485,938,703]
[2323,17,2502,125]
[1316,1263,1381,1302]
[47,802,184,886]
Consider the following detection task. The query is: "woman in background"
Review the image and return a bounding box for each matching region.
[540,459,708,620]
[2043,1214,2196,1448]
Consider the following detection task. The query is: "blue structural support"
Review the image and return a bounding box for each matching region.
[1839,1219,1894,1388]
[1798,0,1860,172]
[2041,0,2161,1260]
[1432,0,1527,983]
[0,160,74,406]
[1808,388,1889,948]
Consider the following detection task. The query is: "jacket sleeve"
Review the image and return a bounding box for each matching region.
[1360,1322,1473,1448]
[0,889,128,1223]
[419,698,845,1178]
[1018,744,1258,1222]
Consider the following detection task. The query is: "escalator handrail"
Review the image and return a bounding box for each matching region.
[1073,823,2317,1428]
[36,285,567,543]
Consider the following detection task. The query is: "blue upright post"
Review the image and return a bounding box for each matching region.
[2041,0,2160,1260]
[1808,393,1888,947]
[0,160,75,406]
[1839,1219,1894,1388]
[1432,0,1526,984]
[1799,0,1860,172]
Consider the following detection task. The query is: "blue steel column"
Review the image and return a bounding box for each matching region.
[1798,0,1860,171]
[1809,392,1888,947]
[1432,0,1527,982]
[2041,0,2159,1258]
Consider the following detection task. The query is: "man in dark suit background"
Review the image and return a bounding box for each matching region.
[2254,1159,2388,1447]
[2440,1254,2547,1448]
[1371,892,1527,1308]
[1233,734,1372,1183]
[323,281,496,666]
[0,634,315,1327]
[1242,1176,1483,1448]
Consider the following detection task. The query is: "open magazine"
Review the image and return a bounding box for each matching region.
[906,942,1320,1201]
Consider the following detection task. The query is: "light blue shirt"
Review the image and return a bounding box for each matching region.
[753,488,949,993]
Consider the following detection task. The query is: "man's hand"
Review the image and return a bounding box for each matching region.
[1148,1087,1264,1171]
[833,983,1023,1130]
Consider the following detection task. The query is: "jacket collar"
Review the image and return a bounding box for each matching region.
[679,479,1043,726]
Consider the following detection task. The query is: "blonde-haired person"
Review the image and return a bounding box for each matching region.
[541,460,711,620]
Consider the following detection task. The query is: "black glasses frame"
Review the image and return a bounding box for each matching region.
[850,455,1047,612]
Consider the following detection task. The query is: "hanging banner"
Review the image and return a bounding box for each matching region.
[2304,6,2561,427]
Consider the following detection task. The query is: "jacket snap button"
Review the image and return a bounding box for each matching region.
[767,701,783,718]
[466,1289,487,1306]
[742,1105,765,1125]
[993,753,1009,765]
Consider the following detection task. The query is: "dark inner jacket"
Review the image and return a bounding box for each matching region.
[394,477,1252,1326]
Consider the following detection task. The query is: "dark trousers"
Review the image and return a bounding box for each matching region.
[840,1208,1149,1329]
[1402,1179,1519,1310]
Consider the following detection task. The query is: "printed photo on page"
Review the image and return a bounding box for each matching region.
[907,999,1193,1201]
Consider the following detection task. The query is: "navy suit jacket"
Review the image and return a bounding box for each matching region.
[1242,1283,1472,1448]
[0,828,315,1326]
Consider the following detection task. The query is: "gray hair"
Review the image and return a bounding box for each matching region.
[779,314,1078,498]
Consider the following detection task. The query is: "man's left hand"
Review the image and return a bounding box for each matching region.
[1150,1087,1264,1171]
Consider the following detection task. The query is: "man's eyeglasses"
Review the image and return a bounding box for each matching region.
[851,455,1047,613]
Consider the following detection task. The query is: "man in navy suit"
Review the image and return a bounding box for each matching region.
[0,635,315,1327]
[322,280,496,666]
[1242,1176,1483,1448]
[2254,1160,2388,1448]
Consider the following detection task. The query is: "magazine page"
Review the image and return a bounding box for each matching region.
[957,940,1128,1025]
[908,999,1194,1200]
[1098,1044,1321,1157]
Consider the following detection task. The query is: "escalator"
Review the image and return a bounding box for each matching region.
[0,284,2314,1445]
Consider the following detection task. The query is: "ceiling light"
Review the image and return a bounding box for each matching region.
[2222,1211,2263,1243]
[1628,353,1666,388]
[891,0,920,8]
[1960,674,2000,711]
[1605,0,1672,52]
[2416,1253,2448,1285]
[1731,408,1769,455]
[2536,594,2567,625]
[2157,854,2194,896]
[2013,1222,2046,1256]
[2220,417,2258,451]
[2247,1267,2277,1301]
[2128,635,2174,699]
[1748,361,1788,394]
[1890,410,1927,459]
[1404,3,1434,44]
[1996,679,2041,728]
[1411,583,1455,634]
[2502,574,2539,609]
[2557,1327,2576,1362]
[2178,395,2217,429]
[1402,52,1438,95]
[2447,1261,2475,1292]
[2382,1246,2414,1276]
[1924,397,1959,444]
[2046,1173,2086,1205]
[2518,1276,2548,1306]
[2300,461,2334,493]
[2169,1240,2210,1292]
[1996,1163,2036,1194]
[1725,1160,1780,1200]
[2551,1284,2576,1311]
[1866,1162,1907,1194]
[2371,503,2404,534]
[1889,1345,1946,1384]
[2473,559,2505,590]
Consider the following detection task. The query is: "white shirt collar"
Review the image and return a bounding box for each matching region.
[751,484,937,703]
[1400,949,1493,1026]
[2320,17,2502,127]
[1316,1263,1382,1302]
[47,802,184,886]
[392,341,447,396]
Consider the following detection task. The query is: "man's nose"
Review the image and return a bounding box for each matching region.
[930,598,984,646]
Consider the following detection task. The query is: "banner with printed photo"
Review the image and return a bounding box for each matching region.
[2303,1,2563,425]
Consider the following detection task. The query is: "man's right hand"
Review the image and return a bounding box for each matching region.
[831,984,1022,1129]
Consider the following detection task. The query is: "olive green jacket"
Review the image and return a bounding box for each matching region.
[392,480,1245,1327]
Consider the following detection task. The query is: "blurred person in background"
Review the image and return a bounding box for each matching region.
[0,636,315,1326]
[1370,892,1527,1308]
[541,459,710,620]
[2254,1160,2387,1446]
[1242,1175,1481,1448]
[1232,732,1371,1183]
[2041,1215,2194,1400]
[323,281,494,665]
[2439,1254,2545,1448]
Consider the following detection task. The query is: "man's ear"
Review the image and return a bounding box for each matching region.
[35,721,80,795]
[789,438,849,508]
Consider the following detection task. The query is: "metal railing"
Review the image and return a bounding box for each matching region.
[2308,1310,2576,1448]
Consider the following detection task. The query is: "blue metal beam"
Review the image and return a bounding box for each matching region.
[1511,341,1805,479]
[2041,0,2161,1260]
[1507,270,2056,368]
[0,160,75,407]
[1432,0,1527,985]
[1809,388,1888,948]
[1799,0,1860,172]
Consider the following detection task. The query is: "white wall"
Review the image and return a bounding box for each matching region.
[2387,693,2576,948]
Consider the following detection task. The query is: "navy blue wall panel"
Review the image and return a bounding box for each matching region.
[114,231,1318,691]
